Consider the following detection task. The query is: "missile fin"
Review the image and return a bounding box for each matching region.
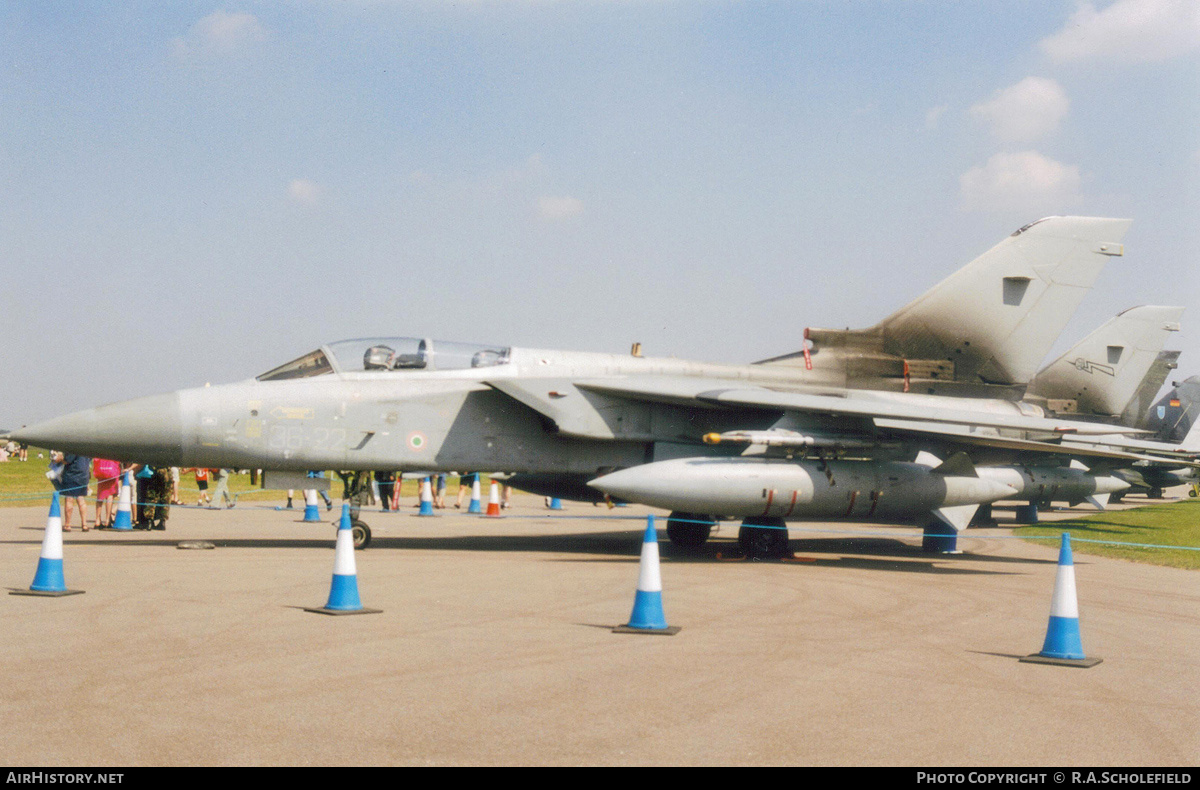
[931,504,978,532]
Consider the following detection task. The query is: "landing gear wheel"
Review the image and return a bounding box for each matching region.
[351,520,371,550]
[666,512,715,550]
[738,517,790,560]
[1149,487,1164,499]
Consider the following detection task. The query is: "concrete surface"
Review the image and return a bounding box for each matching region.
[1,494,1197,766]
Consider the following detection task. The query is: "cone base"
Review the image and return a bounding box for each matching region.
[11,588,85,597]
[612,624,681,635]
[303,606,383,616]
[1019,654,1102,668]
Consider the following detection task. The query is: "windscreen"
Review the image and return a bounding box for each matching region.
[256,349,333,381]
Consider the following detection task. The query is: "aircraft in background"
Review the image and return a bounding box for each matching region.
[13,216,1189,557]
[960,304,1184,522]
[1097,376,1200,501]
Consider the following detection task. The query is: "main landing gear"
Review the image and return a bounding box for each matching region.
[737,516,791,560]
[665,512,716,550]
[664,512,792,559]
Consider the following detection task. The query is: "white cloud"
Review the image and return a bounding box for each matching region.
[960,151,1082,213]
[288,179,321,205]
[173,11,268,59]
[1040,0,1200,62]
[537,195,584,220]
[970,78,1069,142]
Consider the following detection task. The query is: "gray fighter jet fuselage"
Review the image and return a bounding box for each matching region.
[13,216,1179,556]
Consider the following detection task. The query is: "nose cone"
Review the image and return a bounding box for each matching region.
[1093,475,1131,496]
[943,475,1021,508]
[589,466,653,502]
[986,480,1021,502]
[10,392,183,465]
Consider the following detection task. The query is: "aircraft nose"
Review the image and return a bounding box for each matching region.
[10,392,183,465]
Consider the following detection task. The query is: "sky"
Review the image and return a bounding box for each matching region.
[2,0,1198,425]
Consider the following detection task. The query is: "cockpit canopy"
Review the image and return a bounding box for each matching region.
[256,337,511,381]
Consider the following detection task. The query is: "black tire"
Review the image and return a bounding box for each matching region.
[738,517,789,559]
[1149,487,1164,499]
[666,512,715,550]
[351,520,371,550]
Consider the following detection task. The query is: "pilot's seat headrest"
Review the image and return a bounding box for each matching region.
[363,345,396,370]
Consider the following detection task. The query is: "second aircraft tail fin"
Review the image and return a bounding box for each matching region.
[1025,305,1184,418]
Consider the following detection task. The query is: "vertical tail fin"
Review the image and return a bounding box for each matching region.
[876,216,1131,385]
[1025,305,1184,417]
[1141,375,1200,446]
[1120,350,1180,428]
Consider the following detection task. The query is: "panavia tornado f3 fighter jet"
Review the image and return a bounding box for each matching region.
[14,216,1182,557]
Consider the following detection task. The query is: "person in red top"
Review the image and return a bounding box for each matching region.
[191,467,211,506]
[92,458,122,528]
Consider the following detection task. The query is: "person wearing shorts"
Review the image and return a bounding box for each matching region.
[58,452,91,531]
[194,467,211,506]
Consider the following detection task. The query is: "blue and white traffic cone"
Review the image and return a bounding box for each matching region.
[112,472,133,531]
[1021,533,1102,667]
[417,478,435,516]
[302,489,322,522]
[548,497,563,510]
[467,475,482,514]
[614,515,680,635]
[12,493,83,597]
[304,505,380,616]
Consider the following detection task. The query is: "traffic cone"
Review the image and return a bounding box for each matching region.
[1020,533,1102,667]
[304,505,381,616]
[614,515,680,635]
[417,478,435,516]
[112,471,133,531]
[302,489,322,522]
[12,493,84,597]
[485,480,502,517]
[548,497,563,510]
[467,475,482,514]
